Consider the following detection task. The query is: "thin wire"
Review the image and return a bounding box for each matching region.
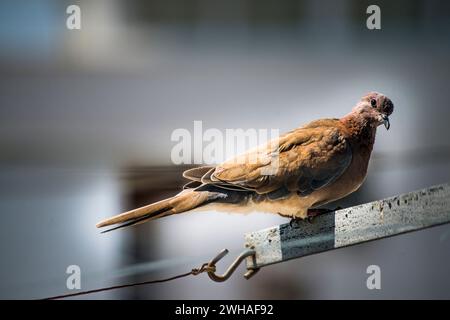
[43,263,215,300]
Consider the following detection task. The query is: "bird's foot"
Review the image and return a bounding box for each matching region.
[289,217,303,228]
[286,206,342,227]
[278,212,302,228]
[306,206,342,223]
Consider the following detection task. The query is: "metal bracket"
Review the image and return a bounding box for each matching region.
[205,248,259,282]
[245,183,450,271]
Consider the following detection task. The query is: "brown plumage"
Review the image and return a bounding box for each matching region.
[97,92,394,232]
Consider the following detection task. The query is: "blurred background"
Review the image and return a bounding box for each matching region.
[1,0,450,299]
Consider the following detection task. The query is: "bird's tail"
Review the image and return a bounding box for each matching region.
[96,189,225,233]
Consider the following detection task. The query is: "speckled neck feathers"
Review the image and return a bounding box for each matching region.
[340,113,377,156]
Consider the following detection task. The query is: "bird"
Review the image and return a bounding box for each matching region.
[96,92,394,232]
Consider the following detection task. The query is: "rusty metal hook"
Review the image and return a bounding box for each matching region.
[206,248,259,282]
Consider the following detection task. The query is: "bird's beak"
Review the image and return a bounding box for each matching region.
[382,114,390,130]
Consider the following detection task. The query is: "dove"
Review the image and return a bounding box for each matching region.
[97,92,394,232]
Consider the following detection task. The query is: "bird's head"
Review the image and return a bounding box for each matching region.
[354,92,394,130]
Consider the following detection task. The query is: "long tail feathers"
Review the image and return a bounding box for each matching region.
[96,190,222,233]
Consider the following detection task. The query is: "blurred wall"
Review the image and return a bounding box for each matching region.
[0,0,450,299]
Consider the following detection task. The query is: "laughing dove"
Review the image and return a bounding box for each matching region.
[97,92,394,232]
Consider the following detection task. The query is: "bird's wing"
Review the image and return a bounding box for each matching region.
[183,166,215,182]
[206,121,352,197]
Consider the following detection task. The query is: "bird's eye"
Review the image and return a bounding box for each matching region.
[370,99,377,108]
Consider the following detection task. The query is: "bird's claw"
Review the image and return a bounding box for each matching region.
[289,206,343,228]
[307,206,342,222]
[289,218,302,228]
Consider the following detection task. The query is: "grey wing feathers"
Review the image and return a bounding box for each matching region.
[182,166,215,181]
[182,123,352,199]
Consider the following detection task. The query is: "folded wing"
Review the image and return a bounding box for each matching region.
[195,119,352,197]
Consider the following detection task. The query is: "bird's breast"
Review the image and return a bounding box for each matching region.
[309,144,372,208]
